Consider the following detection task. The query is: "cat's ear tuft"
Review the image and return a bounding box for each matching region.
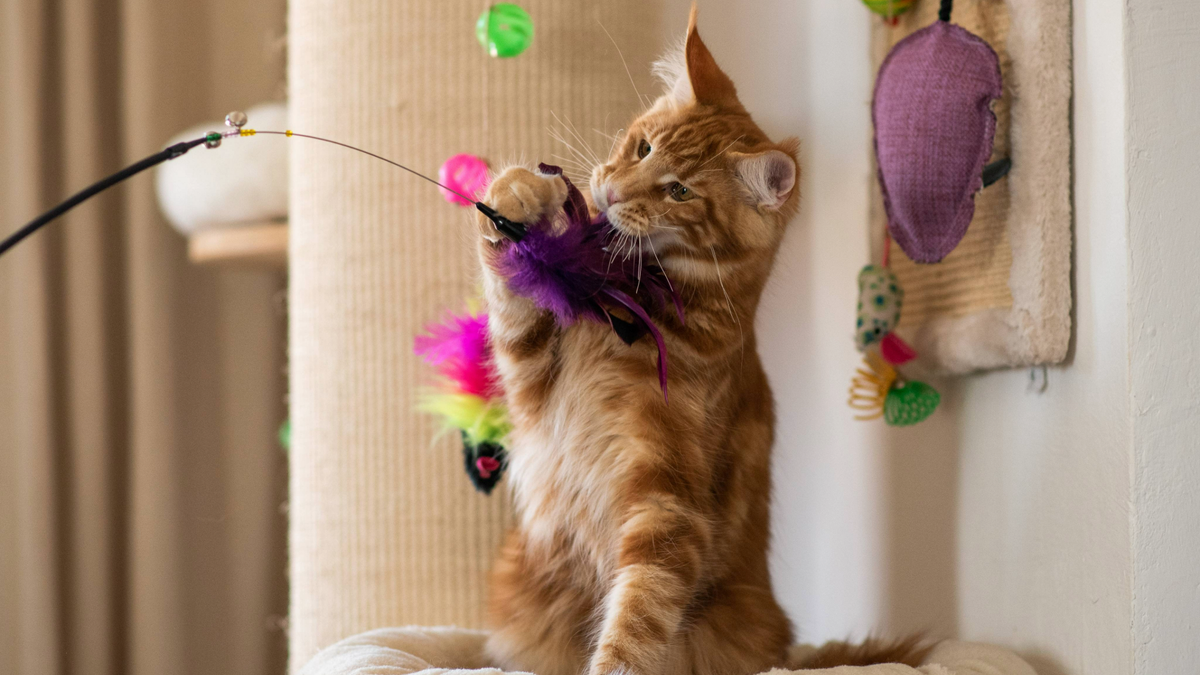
[684,4,740,108]
[651,38,693,107]
[651,4,740,110]
[732,149,798,211]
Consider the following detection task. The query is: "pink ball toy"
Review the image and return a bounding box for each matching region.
[438,153,489,206]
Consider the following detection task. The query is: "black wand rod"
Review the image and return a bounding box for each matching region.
[939,0,953,22]
[0,136,210,257]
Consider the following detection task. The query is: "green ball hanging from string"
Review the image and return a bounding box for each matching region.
[476,4,534,58]
[861,0,914,24]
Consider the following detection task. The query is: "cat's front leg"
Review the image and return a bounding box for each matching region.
[476,167,569,403]
[588,493,711,675]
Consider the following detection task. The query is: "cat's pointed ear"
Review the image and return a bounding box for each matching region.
[731,147,798,211]
[684,4,740,108]
[651,4,740,109]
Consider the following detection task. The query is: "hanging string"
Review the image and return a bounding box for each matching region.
[882,230,892,268]
[939,0,953,22]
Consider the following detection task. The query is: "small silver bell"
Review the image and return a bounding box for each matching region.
[225,111,248,129]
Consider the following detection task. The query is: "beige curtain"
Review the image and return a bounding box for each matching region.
[0,0,288,674]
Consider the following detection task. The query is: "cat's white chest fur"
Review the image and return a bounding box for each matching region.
[503,324,659,569]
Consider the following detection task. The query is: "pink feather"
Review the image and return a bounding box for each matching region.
[414,311,502,400]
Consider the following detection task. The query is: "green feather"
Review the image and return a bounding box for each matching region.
[419,391,512,446]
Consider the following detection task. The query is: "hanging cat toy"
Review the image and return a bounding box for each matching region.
[414,163,684,493]
[849,0,1010,426]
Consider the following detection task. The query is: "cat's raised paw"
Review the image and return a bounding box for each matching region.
[478,167,568,241]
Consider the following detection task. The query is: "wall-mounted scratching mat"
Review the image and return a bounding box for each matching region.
[869,0,1072,374]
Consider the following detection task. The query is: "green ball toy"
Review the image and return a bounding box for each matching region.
[476,4,534,58]
[884,381,940,426]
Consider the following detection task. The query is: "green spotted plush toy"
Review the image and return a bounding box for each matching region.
[856,265,904,352]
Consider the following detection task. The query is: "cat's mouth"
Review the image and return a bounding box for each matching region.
[593,181,685,257]
[603,214,684,271]
[605,203,652,237]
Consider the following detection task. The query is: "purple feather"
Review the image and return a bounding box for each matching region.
[497,165,682,399]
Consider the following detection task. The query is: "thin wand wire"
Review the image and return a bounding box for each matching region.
[247,130,478,205]
[237,129,526,241]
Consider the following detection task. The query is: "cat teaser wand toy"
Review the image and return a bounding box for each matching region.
[0,110,528,258]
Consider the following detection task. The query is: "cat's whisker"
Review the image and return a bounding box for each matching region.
[636,238,644,292]
[647,238,674,294]
[608,127,626,157]
[548,149,588,166]
[696,134,747,169]
[551,110,603,166]
[549,154,593,176]
[548,130,596,170]
[560,113,605,165]
[570,125,607,169]
[710,244,743,342]
[608,230,634,269]
[548,129,593,165]
[596,17,651,110]
[552,163,591,177]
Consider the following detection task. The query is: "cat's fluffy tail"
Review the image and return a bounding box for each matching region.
[788,634,934,670]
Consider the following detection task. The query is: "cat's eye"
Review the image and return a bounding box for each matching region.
[667,182,695,202]
[637,139,652,159]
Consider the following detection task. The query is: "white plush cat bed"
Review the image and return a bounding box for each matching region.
[298,626,1037,675]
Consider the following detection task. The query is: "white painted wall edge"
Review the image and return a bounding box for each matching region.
[1126,0,1200,673]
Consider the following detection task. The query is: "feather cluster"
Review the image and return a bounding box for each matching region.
[414,308,510,447]
[498,164,683,398]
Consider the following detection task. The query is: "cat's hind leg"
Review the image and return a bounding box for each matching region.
[683,580,792,675]
[485,531,597,675]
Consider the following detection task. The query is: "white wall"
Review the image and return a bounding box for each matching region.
[662,0,888,642]
[1126,1,1200,672]
[944,0,1134,671]
[664,1,1199,674]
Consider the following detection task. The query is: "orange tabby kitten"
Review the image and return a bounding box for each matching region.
[475,8,926,675]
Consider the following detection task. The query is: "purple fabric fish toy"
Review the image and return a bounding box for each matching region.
[873,19,1003,263]
[498,164,684,399]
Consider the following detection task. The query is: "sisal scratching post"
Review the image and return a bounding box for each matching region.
[288,0,664,669]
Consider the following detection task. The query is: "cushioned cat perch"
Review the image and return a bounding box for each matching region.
[297,627,1038,675]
